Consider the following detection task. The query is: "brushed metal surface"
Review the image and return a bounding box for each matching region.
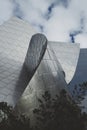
[0,17,36,106]
[0,17,80,114]
[15,38,69,122]
[25,33,47,80]
[49,41,80,83]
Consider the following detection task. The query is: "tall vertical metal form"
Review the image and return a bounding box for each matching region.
[25,33,47,80]
[15,33,68,123]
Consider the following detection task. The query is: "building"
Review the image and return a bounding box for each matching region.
[0,17,87,121]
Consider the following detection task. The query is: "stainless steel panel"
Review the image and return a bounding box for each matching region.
[15,36,68,122]
[0,17,36,106]
[0,17,81,122]
[49,41,80,83]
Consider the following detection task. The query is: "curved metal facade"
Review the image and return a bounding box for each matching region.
[15,34,68,121]
[49,41,80,83]
[0,17,37,106]
[0,17,82,118]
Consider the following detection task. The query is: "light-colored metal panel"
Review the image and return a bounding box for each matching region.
[0,17,80,118]
[0,17,37,106]
[49,41,80,83]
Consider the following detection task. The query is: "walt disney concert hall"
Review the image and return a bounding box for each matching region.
[0,17,87,121]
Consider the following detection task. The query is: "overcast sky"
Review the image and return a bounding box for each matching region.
[0,0,87,48]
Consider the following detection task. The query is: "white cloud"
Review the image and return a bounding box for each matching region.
[1,0,87,48]
[43,0,87,48]
[0,0,14,25]
[44,6,79,42]
[14,0,49,24]
[75,34,87,48]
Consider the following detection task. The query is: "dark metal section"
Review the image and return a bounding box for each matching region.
[15,40,68,122]
[12,33,47,106]
[68,49,87,112]
[13,34,47,106]
[68,48,87,88]
[0,31,47,106]
[25,33,47,81]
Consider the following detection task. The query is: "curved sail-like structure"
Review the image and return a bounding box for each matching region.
[49,41,80,83]
[0,17,80,117]
[15,35,79,121]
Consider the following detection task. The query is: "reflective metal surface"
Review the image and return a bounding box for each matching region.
[0,17,36,106]
[25,33,47,80]
[15,39,68,123]
[0,17,80,118]
[49,41,80,83]
[15,41,80,123]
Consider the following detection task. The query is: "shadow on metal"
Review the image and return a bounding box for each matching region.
[13,33,47,105]
[15,34,68,123]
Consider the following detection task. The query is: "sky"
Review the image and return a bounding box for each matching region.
[0,0,87,48]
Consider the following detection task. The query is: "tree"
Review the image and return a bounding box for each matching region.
[33,90,87,130]
[72,82,87,103]
[0,89,87,130]
[0,102,32,130]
